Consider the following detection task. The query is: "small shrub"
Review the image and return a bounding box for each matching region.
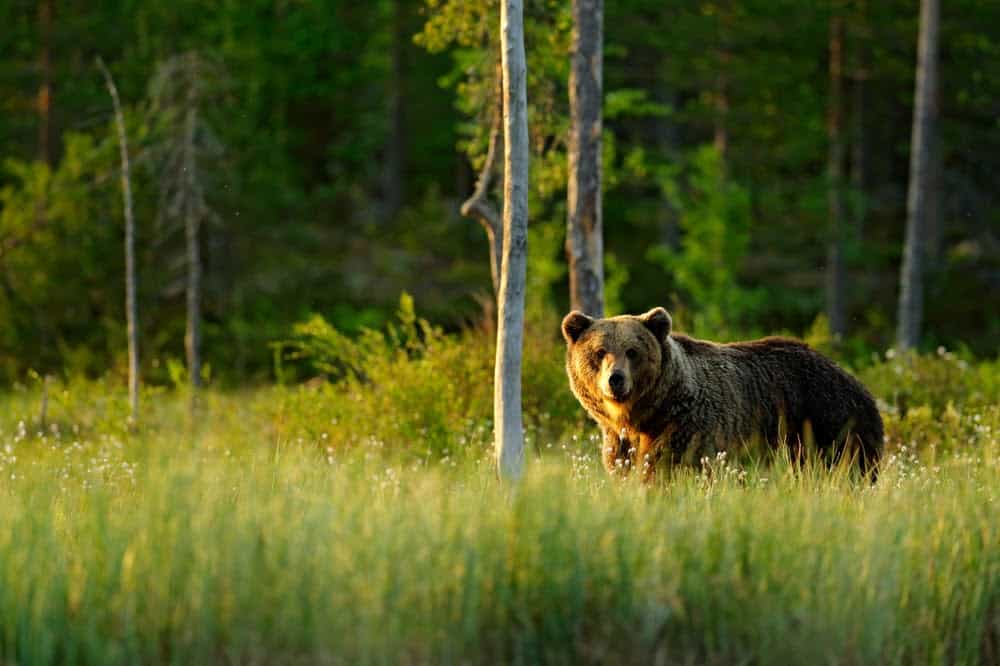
[271,295,585,460]
[860,348,999,414]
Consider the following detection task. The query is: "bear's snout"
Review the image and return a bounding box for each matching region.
[606,369,630,401]
[609,371,626,392]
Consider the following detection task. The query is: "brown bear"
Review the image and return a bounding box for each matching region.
[561,307,883,481]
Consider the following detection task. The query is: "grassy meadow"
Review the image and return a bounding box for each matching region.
[1,320,998,665]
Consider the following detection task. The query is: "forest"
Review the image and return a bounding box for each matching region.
[1,0,997,385]
[1,1,999,664]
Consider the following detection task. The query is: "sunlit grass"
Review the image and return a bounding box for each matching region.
[0,375,997,665]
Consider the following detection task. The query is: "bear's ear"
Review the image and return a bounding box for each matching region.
[639,307,672,341]
[561,311,594,344]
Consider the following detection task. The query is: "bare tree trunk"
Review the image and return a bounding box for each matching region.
[495,0,528,483]
[566,0,604,317]
[826,13,847,337]
[37,0,54,166]
[97,57,140,424]
[184,105,203,393]
[897,0,939,351]
[383,0,405,222]
[924,122,943,266]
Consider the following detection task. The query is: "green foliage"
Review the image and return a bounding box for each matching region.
[2,0,1000,381]
[0,131,123,378]
[272,297,581,460]
[604,88,670,120]
[860,348,1000,414]
[648,145,764,336]
[603,251,631,317]
[526,221,567,325]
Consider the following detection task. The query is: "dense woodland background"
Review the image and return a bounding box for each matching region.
[1,0,998,386]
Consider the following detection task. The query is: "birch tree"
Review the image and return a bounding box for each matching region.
[897,0,939,351]
[97,57,139,424]
[494,0,529,483]
[566,0,604,317]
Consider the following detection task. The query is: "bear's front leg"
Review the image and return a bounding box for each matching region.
[637,428,682,484]
[636,433,662,483]
[600,426,632,475]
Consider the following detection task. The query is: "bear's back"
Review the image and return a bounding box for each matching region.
[666,333,882,470]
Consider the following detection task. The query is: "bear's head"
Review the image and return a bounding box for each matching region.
[561,307,672,406]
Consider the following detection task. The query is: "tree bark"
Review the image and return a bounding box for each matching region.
[566,0,604,317]
[37,0,54,166]
[494,0,528,483]
[897,0,939,351]
[97,57,140,424]
[826,13,847,337]
[924,120,943,266]
[184,104,203,392]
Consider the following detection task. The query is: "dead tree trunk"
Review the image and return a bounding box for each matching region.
[897,0,939,351]
[149,53,224,406]
[495,0,529,483]
[97,57,140,424]
[826,13,847,337]
[924,121,943,266]
[566,0,604,317]
[184,104,202,393]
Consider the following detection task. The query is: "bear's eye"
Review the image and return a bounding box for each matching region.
[626,348,638,360]
[595,348,607,362]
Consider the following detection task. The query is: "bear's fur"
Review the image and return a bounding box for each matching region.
[561,307,883,480]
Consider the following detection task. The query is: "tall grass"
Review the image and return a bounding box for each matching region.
[0,385,998,664]
[1,317,997,664]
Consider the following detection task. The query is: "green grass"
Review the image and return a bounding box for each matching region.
[1,333,998,664]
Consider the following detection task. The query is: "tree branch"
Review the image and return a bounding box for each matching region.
[460,64,505,296]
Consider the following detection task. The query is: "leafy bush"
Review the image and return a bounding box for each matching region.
[859,348,1000,414]
[270,295,584,460]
